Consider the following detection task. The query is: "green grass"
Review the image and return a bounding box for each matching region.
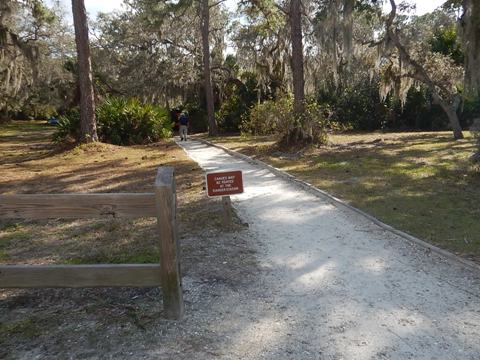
[0,250,8,261]
[208,132,480,261]
[0,120,211,268]
[0,224,19,261]
[0,318,42,340]
[0,121,240,353]
[67,251,160,265]
[0,223,24,232]
[0,120,48,135]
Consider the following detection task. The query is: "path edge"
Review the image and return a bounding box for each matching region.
[196,138,480,273]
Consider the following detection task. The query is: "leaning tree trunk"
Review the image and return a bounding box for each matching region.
[289,0,308,144]
[433,93,464,140]
[201,0,218,137]
[72,0,98,143]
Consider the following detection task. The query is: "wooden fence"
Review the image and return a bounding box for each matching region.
[0,167,184,320]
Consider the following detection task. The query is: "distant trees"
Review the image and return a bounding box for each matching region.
[4,0,480,146]
[1,1,34,121]
[93,0,228,135]
[236,0,310,144]
[0,0,64,121]
[71,0,98,142]
[233,1,289,99]
[93,2,202,104]
[380,0,464,139]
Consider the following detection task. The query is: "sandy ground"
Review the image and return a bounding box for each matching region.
[177,139,480,360]
[2,130,480,359]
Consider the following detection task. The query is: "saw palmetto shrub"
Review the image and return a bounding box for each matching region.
[97,98,172,145]
[53,98,172,145]
[52,108,81,143]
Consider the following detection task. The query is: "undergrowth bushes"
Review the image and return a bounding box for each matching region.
[97,98,171,145]
[53,98,172,145]
[226,81,480,135]
[240,97,329,145]
[53,108,81,143]
[240,97,292,136]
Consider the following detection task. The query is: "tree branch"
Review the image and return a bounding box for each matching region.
[209,0,227,9]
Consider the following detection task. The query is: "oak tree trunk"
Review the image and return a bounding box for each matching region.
[72,0,98,143]
[433,93,464,140]
[201,0,218,137]
[462,0,480,96]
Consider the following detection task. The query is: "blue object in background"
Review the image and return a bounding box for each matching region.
[48,116,59,126]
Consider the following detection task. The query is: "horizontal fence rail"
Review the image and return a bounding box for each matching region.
[0,193,157,219]
[0,264,161,288]
[0,167,184,320]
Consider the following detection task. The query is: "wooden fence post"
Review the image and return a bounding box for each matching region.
[155,167,184,320]
[222,195,233,227]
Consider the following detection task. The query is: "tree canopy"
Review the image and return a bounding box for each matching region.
[1,0,479,144]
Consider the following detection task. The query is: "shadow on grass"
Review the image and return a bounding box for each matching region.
[0,193,254,357]
[0,120,259,358]
[1,130,480,358]
[269,137,480,260]
[0,121,61,166]
[214,133,479,260]
[0,155,200,194]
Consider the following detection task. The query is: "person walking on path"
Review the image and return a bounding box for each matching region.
[179,111,189,141]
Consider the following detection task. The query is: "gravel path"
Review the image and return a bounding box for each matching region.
[178,139,480,360]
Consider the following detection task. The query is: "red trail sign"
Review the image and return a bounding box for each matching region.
[206,171,244,197]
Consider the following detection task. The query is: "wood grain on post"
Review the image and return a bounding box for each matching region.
[155,167,184,320]
[0,193,156,219]
[222,195,233,227]
[0,264,161,288]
